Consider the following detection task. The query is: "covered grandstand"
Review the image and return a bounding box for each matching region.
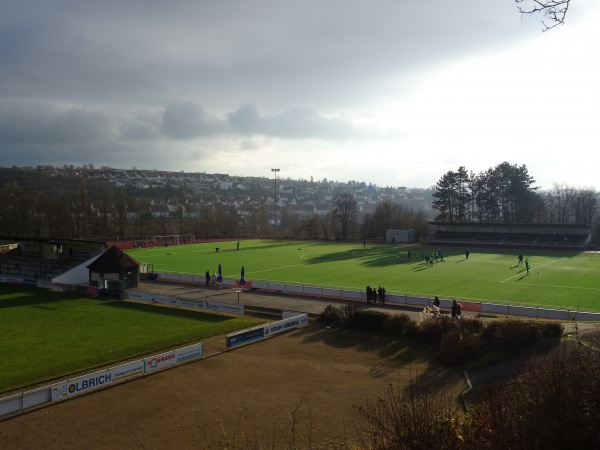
[427,223,592,249]
[0,237,106,282]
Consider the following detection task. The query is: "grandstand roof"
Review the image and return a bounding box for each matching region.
[87,245,139,272]
[429,222,591,230]
[0,236,106,245]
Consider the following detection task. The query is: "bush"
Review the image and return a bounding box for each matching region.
[402,320,419,337]
[458,317,485,335]
[382,313,411,335]
[541,321,564,338]
[438,329,482,365]
[346,310,388,332]
[468,342,600,449]
[479,320,499,343]
[316,304,344,326]
[416,316,458,347]
[356,377,465,450]
[492,320,542,350]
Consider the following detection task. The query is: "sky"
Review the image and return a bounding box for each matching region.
[1,0,599,190]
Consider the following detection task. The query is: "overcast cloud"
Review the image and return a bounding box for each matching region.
[1,0,599,188]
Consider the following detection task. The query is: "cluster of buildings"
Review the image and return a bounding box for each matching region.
[36,165,435,222]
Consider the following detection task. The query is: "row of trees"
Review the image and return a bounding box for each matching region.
[2,161,596,242]
[0,178,431,242]
[432,162,598,225]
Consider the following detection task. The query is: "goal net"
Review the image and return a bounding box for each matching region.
[153,234,195,246]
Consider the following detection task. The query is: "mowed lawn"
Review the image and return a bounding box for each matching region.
[0,285,261,393]
[128,240,600,311]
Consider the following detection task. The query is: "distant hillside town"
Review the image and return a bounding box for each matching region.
[66,165,435,219]
[0,165,435,241]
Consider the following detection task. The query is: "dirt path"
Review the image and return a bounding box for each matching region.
[0,324,465,449]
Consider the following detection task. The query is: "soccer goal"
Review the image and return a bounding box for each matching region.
[152,234,195,246]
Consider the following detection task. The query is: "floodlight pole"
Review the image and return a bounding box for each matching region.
[271,168,280,237]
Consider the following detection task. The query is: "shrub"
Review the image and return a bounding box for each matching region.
[416,315,458,348]
[356,376,466,450]
[316,304,344,326]
[467,342,600,449]
[458,317,485,335]
[382,313,411,335]
[342,301,359,320]
[479,320,499,343]
[493,320,542,350]
[541,321,564,338]
[346,310,388,332]
[438,329,482,365]
[402,320,419,337]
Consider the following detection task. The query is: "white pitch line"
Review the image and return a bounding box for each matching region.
[510,282,600,292]
[248,263,306,275]
[500,258,562,283]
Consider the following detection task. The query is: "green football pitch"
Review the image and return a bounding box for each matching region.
[127,240,600,311]
[0,286,261,393]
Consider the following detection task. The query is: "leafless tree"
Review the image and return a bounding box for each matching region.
[516,0,571,31]
[333,193,357,239]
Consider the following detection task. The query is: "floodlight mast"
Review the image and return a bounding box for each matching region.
[271,168,280,237]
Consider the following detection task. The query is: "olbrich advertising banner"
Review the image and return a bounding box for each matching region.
[51,343,204,401]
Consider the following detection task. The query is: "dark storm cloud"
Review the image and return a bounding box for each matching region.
[0,102,114,144]
[226,103,368,139]
[119,102,376,141]
[2,0,596,188]
[161,102,227,139]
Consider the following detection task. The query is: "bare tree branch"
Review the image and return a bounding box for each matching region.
[516,0,571,31]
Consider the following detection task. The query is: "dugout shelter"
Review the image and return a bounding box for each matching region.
[386,229,415,243]
[87,245,140,291]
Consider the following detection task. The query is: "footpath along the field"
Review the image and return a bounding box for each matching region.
[134,279,477,321]
[133,280,600,334]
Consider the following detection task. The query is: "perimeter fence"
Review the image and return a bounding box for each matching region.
[155,271,600,322]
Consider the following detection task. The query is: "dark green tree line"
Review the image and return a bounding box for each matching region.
[432,162,597,226]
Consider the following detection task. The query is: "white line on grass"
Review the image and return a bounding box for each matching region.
[500,258,561,283]
[243,263,306,275]
[506,282,600,292]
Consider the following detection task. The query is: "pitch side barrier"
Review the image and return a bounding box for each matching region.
[148,273,600,321]
[0,343,203,419]
[128,291,244,315]
[226,313,309,348]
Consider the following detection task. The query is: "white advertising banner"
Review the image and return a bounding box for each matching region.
[263,314,308,337]
[129,291,244,315]
[144,343,203,373]
[51,360,144,401]
[50,343,203,402]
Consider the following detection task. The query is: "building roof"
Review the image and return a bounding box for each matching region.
[87,245,140,272]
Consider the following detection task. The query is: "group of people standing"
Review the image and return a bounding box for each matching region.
[421,248,444,266]
[432,296,462,319]
[205,270,220,287]
[365,286,386,304]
